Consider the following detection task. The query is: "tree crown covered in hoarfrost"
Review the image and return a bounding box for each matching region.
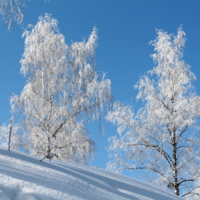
[107,27,200,199]
[11,14,111,164]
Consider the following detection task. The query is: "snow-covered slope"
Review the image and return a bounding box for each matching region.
[0,148,183,200]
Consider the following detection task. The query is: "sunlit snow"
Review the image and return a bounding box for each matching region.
[0,148,183,200]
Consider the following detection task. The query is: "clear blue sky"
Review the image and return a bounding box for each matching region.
[0,0,200,178]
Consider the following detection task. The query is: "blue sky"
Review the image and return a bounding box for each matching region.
[0,0,200,178]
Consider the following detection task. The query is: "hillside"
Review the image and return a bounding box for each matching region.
[0,148,183,200]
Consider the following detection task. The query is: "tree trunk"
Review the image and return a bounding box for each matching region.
[46,136,51,160]
[172,130,179,196]
[8,118,13,151]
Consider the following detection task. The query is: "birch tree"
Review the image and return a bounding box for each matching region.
[11,14,111,164]
[0,119,19,150]
[106,27,200,199]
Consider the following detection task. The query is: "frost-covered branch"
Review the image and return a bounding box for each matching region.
[0,0,51,30]
[0,0,26,30]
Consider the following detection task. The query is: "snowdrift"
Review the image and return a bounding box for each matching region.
[0,148,183,200]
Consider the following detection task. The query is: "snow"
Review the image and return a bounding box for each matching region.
[0,148,183,200]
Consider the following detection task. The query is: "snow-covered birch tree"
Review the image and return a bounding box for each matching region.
[106,27,200,199]
[0,118,20,150]
[11,14,111,164]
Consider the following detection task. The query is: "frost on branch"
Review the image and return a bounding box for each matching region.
[11,14,111,164]
[0,0,50,30]
[107,27,200,199]
[0,0,26,30]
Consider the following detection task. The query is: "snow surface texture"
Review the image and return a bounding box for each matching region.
[0,148,183,200]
